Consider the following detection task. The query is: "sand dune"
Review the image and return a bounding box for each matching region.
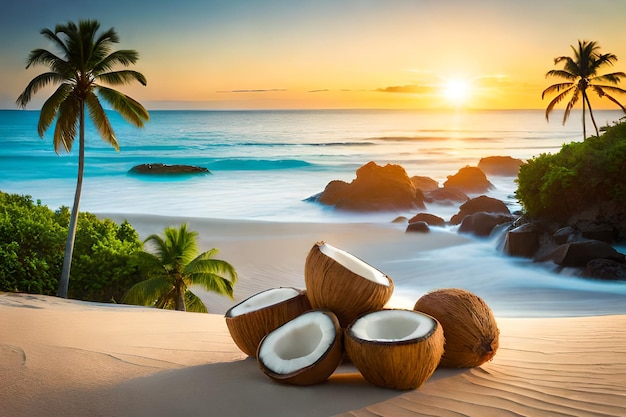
[1,294,625,417]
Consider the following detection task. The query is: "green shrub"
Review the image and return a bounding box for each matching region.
[516,120,626,220]
[0,191,148,302]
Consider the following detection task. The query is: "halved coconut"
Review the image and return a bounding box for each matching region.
[257,309,343,386]
[224,287,311,358]
[345,309,444,390]
[304,241,394,327]
[413,288,499,368]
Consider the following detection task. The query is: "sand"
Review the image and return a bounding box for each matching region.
[1,215,625,416]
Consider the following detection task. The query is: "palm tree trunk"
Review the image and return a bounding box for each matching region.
[584,93,600,136]
[58,103,85,298]
[582,97,587,140]
[175,285,186,311]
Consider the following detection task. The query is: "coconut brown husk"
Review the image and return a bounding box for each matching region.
[413,288,499,368]
[304,241,394,327]
[257,309,344,386]
[224,287,312,358]
[344,309,444,390]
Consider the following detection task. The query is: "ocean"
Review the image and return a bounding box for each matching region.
[2,108,626,316]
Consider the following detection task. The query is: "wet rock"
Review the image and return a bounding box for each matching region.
[583,259,626,281]
[406,221,430,233]
[443,166,493,194]
[423,187,469,205]
[411,175,439,192]
[545,240,625,267]
[478,156,524,176]
[458,212,514,237]
[504,223,540,257]
[129,163,209,175]
[408,213,446,227]
[450,195,511,225]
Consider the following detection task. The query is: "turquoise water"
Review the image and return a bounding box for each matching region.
[2,108,626,316]
[2,108,621,222]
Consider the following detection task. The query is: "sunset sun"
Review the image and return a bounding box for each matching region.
[443,79,470,105]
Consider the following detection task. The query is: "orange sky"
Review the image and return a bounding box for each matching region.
[2,0,626,110]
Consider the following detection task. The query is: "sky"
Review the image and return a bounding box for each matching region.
[1,0,626,110]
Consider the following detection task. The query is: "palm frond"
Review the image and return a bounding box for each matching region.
[186,254,238,284]
[38,83,73,137]
[122,276,173,307]
[25,49,72,75]
[541,82,574,99]
[96,70,147,86]
[85,92,119,150]
[184,291,209,313]
[562,90,580,125]
[97,86,149,127]
[592,87,626,112]
[16,72,66,108]
[40,28,70,59]
[592,72,626,85]
[94,50,141,74]
[544,86,576,120]
[545,69,577,80]
[53,94,80,153]
[189,272,235,298]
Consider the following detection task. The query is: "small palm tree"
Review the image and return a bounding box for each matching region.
[542,40,626,139]
[122,224,238,313]
[16,20,149,298]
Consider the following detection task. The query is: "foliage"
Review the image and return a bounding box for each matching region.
[16,19,149,298]
[542,40,626,139]
[0,190,147,302]
[516,120,626,220]
[122,223,238,313]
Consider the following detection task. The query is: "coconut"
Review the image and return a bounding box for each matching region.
[224,287,311,358]
[304,241,394,327]
[413,288,499,368]
[344,309,444,390]
[256,309,343,386]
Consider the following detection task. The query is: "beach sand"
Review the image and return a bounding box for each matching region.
[1,215,625,416]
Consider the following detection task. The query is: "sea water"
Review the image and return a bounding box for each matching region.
[1,108,625,316]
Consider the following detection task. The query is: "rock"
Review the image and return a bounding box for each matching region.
[408,213,446,227]
[313,161,425,212]
[553,226,579,245]
[583,259,626,281]
[458,212,514,237]
[129,163,209,175]
[392,216,408,224]
[443,166,493,194]
[423,188,469,205]
[411,175,439,192]
[504,223,540,257]
[546,240,625,267]
[406,221,430,233]
[580,224,616,244]
[450,195,511,225]
[477,156,524,176]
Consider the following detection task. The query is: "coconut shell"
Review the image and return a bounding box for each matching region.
[413,288,499,368]
[304,241,394,327]
[257,309,344,386]
[345,309,444,390]
[224,287,312,358]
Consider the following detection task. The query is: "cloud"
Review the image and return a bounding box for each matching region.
[216,89,287,93]
[376,84,437,94]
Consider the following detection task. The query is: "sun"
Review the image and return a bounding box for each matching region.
[443,79,470,105]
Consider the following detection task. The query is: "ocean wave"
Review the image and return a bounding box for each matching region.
[208,159,313,170]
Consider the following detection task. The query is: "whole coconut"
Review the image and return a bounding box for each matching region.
[413,288,499,367]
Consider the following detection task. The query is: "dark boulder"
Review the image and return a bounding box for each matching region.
[406,221,430,233]
[450,195,511,225]
[458,212,514,237]
[478,156,524,176]
[129,163,209,175]
[423,187,469,205]
[545,240,625,268]
[408,213,446,227]
[443,166,493,194]
[583,259,626,281]
[313,161,425,212]
[504,223,540,257]
[580,224,617,244]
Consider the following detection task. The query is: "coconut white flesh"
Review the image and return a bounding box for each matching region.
[351,310,435,342]
[227,287,300,317]
[319,242,389,286]
[259,311,336,375]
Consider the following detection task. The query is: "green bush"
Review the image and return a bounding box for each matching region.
[516,120,626,220]
[0,191,148,302]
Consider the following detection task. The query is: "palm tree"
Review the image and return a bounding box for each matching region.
[16,20,149,298]
[122,224,238,312]
[542,40,626,139]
